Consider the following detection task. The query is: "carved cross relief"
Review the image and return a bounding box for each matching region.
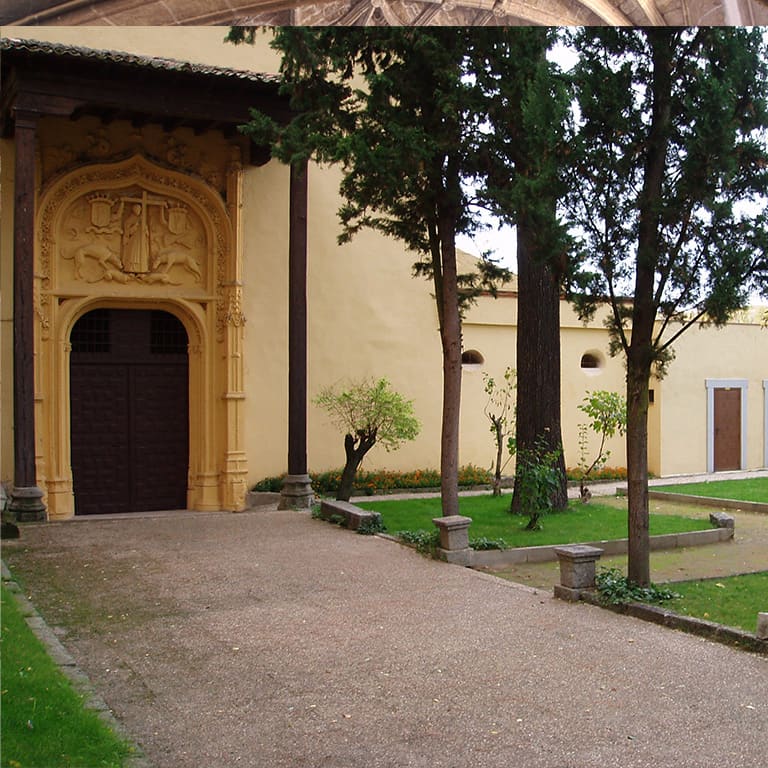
[61,186,206,286]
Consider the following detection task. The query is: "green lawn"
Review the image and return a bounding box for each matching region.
[653,477,768,503]
[666,571,768,633]
[357,495,712,548]
[1,584,133,768]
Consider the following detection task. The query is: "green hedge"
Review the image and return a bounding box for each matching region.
[252,465,632,495]
[252,465,492,495]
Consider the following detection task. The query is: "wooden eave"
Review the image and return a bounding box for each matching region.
[0,39,291,159]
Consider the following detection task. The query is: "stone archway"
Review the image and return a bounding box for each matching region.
[35,154,248,519]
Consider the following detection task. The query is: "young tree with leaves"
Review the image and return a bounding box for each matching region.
[482,367,516,496]
[567,27,768,585]
[229,28,509,517]
[314,378,420,502]
[576,390,627,502]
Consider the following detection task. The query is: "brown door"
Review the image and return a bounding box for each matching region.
[713,387,741,472]
[70,309,189,514]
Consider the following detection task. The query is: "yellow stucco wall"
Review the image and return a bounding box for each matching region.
[1,26,766,514]
[654,318,767,475]
[460,293,630,476]
[0,25,283,73]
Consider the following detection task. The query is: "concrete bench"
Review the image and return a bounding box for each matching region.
[319,499,382,531]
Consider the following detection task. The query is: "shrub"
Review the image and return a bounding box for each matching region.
[565,466,628,482]
[251,465,492,496]
[251,475,284,492]
[470,536,508,551]
[394,529,439,554]
[595,567,680,605]
[509,436,563,530]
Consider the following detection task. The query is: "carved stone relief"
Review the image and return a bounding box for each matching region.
[59,187,206,286]
[38,117,247,199]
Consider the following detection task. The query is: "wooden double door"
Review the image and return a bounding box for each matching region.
[70,309,189,514]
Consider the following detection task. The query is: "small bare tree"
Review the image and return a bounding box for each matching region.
[483,367,516,497]
[314,378,421,502]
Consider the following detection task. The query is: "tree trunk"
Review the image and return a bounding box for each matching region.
[511,219,568,513]
[492,417,503,497]
[336,433,371,502]
[438,221,462,518]
[625,360,651,585]
[624,29,673,586]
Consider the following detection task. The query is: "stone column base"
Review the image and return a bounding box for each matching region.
[433,515,473,566]
[553,544,603,601]
[278,474,314,510]
[435,547,473,566]
[8,485,46,522]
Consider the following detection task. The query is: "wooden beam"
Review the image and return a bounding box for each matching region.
[9,107,46,521]
[279,159,314,509]
[287,160,309,478]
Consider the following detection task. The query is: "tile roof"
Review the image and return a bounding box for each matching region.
[0,36,281,86]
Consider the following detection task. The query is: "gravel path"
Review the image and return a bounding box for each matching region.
[3,505,767,768]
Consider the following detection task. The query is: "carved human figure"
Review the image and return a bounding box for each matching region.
[122,202,150,272]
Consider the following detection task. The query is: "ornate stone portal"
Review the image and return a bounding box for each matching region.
[36,152,248,518]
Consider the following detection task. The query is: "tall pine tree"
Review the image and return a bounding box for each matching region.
[567,27,768,585]
[231,28,508,516]
[470,28,572,513]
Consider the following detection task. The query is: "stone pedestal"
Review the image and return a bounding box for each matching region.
[553,544,604,602]
[757,612,768,640]
[278,474,314,510]
[432,515,472,566]
[8,485,46,522]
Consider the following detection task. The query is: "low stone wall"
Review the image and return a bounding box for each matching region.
[245,491,281,508]
[647,491,768,514]
[616,487,768,514]
[579,590,768,655]
[470,526,734,568]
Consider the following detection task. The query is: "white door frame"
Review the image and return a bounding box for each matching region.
[705,379,748,473]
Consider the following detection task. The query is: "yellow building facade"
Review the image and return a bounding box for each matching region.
[1,27,766,520]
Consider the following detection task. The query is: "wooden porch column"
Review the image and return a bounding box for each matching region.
[279,160,313,510]
[8,109,46,522]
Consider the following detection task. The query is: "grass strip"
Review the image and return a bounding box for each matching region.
[357,496,711,548]
[1,583,133,768]
[652,477,768,503]
[664,571,768,633]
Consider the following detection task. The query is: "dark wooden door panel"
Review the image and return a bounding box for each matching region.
[70,309,188,514]
[70,363,132,514]
[131,364,189,511]
[713,388,741,472]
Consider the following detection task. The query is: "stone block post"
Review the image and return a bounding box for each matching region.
[553,545,604,602]
[432,515,472,566]
[757,613,768,641]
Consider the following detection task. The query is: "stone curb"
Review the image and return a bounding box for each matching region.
[647,491,768,514]
[1,560,154,768]
[469,526,733,567]
[578,588,768,655]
